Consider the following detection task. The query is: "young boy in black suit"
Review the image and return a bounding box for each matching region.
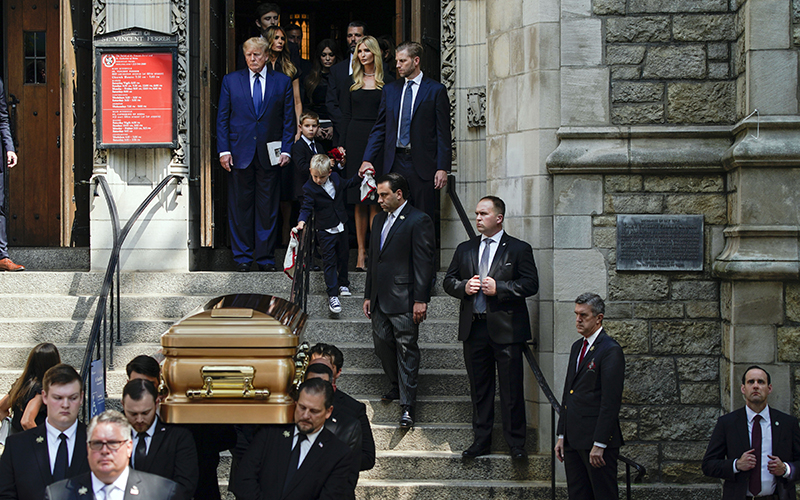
[296,154,363,313]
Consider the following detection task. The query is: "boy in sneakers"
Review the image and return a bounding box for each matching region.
[296,154,364,313]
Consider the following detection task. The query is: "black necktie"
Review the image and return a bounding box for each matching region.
[52,433,68,481]
[749,415,762,496]
[310,141,316,154]
[283,433,307,493]
[134,432,148,470]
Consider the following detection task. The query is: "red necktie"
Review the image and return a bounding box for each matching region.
[577,339,589,370]
[749,414,762,496]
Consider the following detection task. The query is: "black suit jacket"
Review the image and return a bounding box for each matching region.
[365,203,435,315]
[0,78,14,153]
[325,59,352,146]
[44,469,177,500]
[132,417,198,500]
[0,423,90,500]
[291,138,316,200]
[702,406,800,500]
[557,329,625,450]
[443,232,539,344]
[324,407,361,500]
[298,173,361,231]
[362,75,452,180]
[233,424,354,500]
[334,389,375,471]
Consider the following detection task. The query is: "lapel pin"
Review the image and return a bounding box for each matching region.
[78,487,88,496]
[775,421,780,426]
[283,431,291,438]
[399,215,405,220]
[36,436,44,443]
[589,346,595,352]
[130,485,140,495]
[319,442,324,448]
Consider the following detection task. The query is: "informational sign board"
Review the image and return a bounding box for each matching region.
[95,28,178,148]
[90,358,106,419]
[616,214,704,271]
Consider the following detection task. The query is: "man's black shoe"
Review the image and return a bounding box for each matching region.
[381,388,400,402]
[399,406,414,428]
[510,447,527,460]
[236,263,251,272]
[258,264,278,272]
[462,442,491,458]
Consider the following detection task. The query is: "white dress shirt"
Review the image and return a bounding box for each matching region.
[45,419,78,473]
[131,417,158,468]
[733,405,791,496]
[320,178,344,234]
[396,72,424,145]
[91,467,130,500]
[249,66,268,101]
[292,425,324,468]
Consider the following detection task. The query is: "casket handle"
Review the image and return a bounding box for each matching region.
[185,366,271,399]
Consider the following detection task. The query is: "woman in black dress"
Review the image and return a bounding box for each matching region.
[264,26,302,247]
[0,342,60,433]
[341,36,394,270]
[304,39,341,150]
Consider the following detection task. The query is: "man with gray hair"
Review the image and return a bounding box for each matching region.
[555,293,625,500]
[44,410,177,500]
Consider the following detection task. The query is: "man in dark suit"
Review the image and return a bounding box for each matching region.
[217,36,295,272]
[325,21,366,145]
[0,77,22,272]
[555,293,625,500]
[443,196,539,459]
[363,172,435,428]
[702,365,800,500]
[233,378,354,500]
[0,364,90,500]
[359,41,451,223]
[304,362,361,499]
[121,379,198,500]
[309,343,376,471]
[44,410,177,500]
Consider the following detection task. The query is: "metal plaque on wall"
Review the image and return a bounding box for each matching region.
[616,215,704,271]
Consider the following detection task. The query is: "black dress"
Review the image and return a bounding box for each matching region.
[11,381,45,433]
[341,88,383,205]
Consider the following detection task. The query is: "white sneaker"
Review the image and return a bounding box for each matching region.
[339,286,352,297]
[329,296,342,313]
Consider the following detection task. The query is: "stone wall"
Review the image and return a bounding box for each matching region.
[596,173,726,482]
[591,0,738,125]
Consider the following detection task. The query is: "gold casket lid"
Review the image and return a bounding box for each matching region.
[162,294,306,348]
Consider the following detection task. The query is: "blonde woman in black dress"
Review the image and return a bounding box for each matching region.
[341,36,394,270]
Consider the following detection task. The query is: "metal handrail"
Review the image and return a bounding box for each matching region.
[289,211,314,310]
[80,173,182,418]
[444,174,645,496]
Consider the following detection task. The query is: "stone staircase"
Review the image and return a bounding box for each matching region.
[0,252,553,499]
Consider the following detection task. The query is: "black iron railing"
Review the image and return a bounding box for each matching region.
[80,174,182,419]
[445,174,646,499]
[289,212,314,310]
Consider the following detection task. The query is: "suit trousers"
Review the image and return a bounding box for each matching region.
[371,302,420,406]
[390,151,435,224]
[0,163,7,258]
[317,229,349,296]
[463,318,526,449]
[563,444,619,500]
[227,156,280,266]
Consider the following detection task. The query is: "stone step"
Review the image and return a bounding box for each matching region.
[362,451,549,481]
[0,367,469,398]
[355,480,558,500]
[0,271,449,297]
[0,317,459,345]
[371,423,537,454]
[0,342,464,373]
[364,396,475,424]
[0,293,457,321]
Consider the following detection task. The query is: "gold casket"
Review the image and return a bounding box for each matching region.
[159,294,309,424]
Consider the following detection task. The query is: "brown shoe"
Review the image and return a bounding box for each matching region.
[0,258,24,271]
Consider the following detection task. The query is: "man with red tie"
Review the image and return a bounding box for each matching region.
[702,366,800,500]
[555,293,625,500]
